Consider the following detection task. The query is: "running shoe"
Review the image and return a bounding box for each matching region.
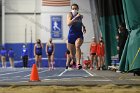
[77,64,82,70]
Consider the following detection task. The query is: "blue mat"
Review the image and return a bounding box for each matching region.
[0,58,66,67]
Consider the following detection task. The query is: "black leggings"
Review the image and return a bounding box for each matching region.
[22,55,28,67]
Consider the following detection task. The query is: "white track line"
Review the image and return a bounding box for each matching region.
[0,70,28,76]
[0,79,13,81]
[58,70,67,76]
[24,70,48,77]
[83,69,95,76]
[43,79,112,81]
[59,69,95,77]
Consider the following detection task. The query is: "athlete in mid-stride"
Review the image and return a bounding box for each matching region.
[67,3,86,69]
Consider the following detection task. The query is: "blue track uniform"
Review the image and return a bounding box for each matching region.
[47,44,54,56]
[35,44,42,55]
[68,12,83,44]
[0,50,7,57]
[8,50,14,58]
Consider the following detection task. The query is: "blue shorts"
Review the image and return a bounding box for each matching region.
[36,52,42,56]
[47,52,53,56]
[68,34,83,44]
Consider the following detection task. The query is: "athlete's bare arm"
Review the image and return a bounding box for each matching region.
[46,43,48,54]
[52,43,55,55]
[82,23,86,34]
[33,44,36,56]
[67,13,82,26]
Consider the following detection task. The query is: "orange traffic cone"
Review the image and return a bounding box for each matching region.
[29,64,40,82]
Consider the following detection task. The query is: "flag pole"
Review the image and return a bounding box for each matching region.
[25,24,27,45]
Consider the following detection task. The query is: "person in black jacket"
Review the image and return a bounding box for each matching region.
[116,23,128,61]
[21,45,28,68]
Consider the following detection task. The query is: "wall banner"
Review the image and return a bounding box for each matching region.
[51,16,62,39]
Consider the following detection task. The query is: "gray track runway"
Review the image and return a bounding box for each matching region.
[0,68,140,86]
[0,68,96,82]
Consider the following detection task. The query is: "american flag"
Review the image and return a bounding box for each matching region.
[42,0,70,6]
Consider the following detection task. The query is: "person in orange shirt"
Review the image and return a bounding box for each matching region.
[96,38,105,70]
[89,37,97,70]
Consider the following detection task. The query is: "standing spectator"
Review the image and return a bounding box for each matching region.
[0,47,7,68]
[8,48,15,68]
[116,23,128,61]
[21,45,28,68]
[46,38,55,70]
[89,37,97,70]
[34,39,43,68]
[96,38,105,70]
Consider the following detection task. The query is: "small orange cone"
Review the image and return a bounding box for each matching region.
[29,64,40,82]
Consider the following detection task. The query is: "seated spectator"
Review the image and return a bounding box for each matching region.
[83,56,92,69]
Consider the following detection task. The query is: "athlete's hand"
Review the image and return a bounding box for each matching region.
[83,27,86,34]
[75,13,81,18]
[72,14,83,23]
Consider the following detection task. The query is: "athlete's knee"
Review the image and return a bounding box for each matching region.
[75,42,82,49]
[75,45,81,49]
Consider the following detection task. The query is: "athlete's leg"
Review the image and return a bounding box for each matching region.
[9,58,14,68]
[97,56,99,70]
[22,56,26,68]
[12,58,14,67]
[66,54,71,68]
[101,56,105,68]
[66,41,71,68]
[38,55,42,68]
[97,56,101,70]
[25,56,28,67]
[35,55,39,67]
[4,57,6,68]
[90,54,94,67]
[75,38,83,65]
[95,55,98,69]
[47,55,51,70]
[51,54,54,69]
[67,43,75,64]
[1,57,6,68]
[9,58,12,67]
[94,55,97,67]
[72,47,76,67]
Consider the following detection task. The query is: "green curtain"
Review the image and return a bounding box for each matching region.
[119,0,140,71]
[94,0,125,67]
